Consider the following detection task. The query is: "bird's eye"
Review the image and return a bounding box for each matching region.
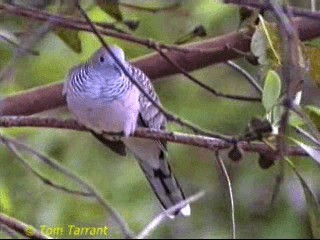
[99,56,105,63]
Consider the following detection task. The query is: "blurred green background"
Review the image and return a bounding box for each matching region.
[0,0,320,238]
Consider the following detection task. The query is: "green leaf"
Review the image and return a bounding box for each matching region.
[262,70,281,112]
[96,0,123,21]
[54,0,82,53]
[288,110,304,128]
[270,104,283,129]
[305,39,320,49]
[250,17,281,67]
[287,159,320,238]
[250,23,267,65]
[304,46,320,89]
[305,105,320,130]
[258,15,281,66]
[306,105,320,115]
[292,138,320,164]
[54,29,82,53]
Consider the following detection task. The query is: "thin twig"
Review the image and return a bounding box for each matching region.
[266,2,306,214]
[311,0,316,12]
[0,20,52,82]
[0,3,199,54]
[215,151,236,239]
[0,213,51,239]
[75,1,233,142]
[120,2,180,13]
[0,137,93,197]
[0,135,134,238]
[136,191,205,239]
[294,126,320,147]
[270,1,302,159]
[290,104,320,141]
[156,47,261,102]
[225,60,263,94]
[225,0,320,22]
[270,162,284,206]
[0,33,39,56]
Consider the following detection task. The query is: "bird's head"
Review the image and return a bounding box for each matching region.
[88,45,125,77]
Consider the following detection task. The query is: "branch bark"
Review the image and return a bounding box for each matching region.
[0,116,308,157]
[0,213,51,239]
[0,15,319,116]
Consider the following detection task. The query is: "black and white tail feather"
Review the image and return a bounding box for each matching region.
[137,150,190,218]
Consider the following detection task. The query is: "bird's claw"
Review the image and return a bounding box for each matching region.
[102,131,124,141]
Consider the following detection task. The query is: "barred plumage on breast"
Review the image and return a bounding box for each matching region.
[67,62,134,102]
[67,64,91,96]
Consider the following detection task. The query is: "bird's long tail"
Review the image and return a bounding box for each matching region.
[138,158,190,217]
[123,138,190,217]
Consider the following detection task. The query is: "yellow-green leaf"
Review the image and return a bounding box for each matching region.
[288,110,304,128]
[305,105,320,130]
[96,0,123,21]
[304,46,320,88]
[251,16,281,68]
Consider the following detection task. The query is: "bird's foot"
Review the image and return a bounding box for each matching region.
[102,131,124,141]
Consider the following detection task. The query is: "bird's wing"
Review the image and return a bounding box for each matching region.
[126,63,167,146]
[123,64,190,217]
[123,133,190,217]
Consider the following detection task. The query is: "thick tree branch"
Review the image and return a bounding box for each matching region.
[0,9,319,116]
[0,30,250,116]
